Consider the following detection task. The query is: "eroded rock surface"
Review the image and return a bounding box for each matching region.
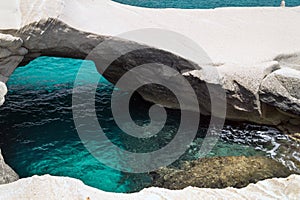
[150,156,295,190]
[0,33,27,105]
[1,17,300,136]
[260,68,300,116]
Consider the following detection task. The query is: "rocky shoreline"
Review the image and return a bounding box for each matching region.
[0,19,299,138]
[0,5,300,137]
[0,174,299,199]
[0,0,300,198]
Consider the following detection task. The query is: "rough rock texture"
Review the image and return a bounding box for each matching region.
[0,33,27,105]
[0,149,19,184]
[260,67,300,116]
[150,156,295,190]
[0,33,27,78]
[0,174,299,200]
[259,55,300,137]
[183,61,281,123]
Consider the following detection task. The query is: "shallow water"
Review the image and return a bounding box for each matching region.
[0,56,299,193]
[113,0,300,9]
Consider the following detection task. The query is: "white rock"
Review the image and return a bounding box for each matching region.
[1,0,300,64]
[0,174,299,200]
[260,67,300,115]
[0,33,23,49]
[0,81,7,106]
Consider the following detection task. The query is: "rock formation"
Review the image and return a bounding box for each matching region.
[0,1,299,137]
[0,33,27,83]
[0,81,7,106]
[0,149,19,184]
[0,0,300,198]
[0,33,27,105]
[150,156,295,190]
[0,174,299,199]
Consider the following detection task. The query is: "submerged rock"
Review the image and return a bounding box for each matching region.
[150,156,295,190]
[0,149,19,184]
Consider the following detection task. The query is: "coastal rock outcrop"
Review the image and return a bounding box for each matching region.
[0,18,299,135]
[150,156,295,190]
[0,174,299,199]
[259,55,300,137]
[0,149,19,184]
[0,0,299,198]
[0,1,299,136]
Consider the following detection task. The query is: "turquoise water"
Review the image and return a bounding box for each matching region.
[0,57,299,193]
[113,0,300,8]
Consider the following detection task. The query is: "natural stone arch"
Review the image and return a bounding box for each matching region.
[0,18,300,137]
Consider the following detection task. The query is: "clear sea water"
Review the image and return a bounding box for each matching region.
[0,57,299,193]
[113,0,300,9]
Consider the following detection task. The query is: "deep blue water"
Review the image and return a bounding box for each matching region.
[113,0,300,9]
[0,57,299,193]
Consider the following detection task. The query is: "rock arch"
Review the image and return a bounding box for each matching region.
[0,8,300,137]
